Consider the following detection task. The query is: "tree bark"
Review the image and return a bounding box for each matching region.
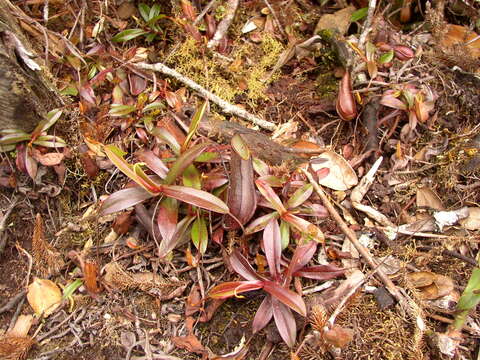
[0,0,63,132]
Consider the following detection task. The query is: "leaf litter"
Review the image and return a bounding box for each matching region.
[0,1,479,360]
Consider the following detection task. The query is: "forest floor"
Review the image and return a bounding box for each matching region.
[0,0,480,359]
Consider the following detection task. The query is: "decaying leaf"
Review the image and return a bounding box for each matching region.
[407,271,455,300]
[322,324,354,348]
[83,259,101,294]
[416,187,444,211]
[311,151,357,191]
[315,6,356,35]
[27,278,62,317]
[459,207,480,230]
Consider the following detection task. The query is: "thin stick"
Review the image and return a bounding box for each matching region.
[0,196,19,255]
[302,169,425,326]
[0,290,27,314]
[207,0,239,49]
[262,0,287,38]
[193,0,217,25]
[16,244,33,289]
[136,62,276,131]
[358,0,377,49]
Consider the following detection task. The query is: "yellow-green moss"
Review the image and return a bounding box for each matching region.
[167,35,284,104]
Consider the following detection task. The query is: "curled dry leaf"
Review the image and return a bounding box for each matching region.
[323,324,354,348]
[416,187,444,211]
[27,278,62,317]
[407,271,455,300]
[459,207,480,230]
[310,151,358,191]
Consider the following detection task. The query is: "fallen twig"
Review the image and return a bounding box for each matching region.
[135,62,276,131]
[0,290,27,314]
[207,0,239,49]
[0,196,19,255]
[302,168,425,328]
[358,0,377,49]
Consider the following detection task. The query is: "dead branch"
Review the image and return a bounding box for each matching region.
[0,290,26,314]
[135,62,276,131]
[206,0,239,49]
[358,0,377,49]
[302,168,425,329]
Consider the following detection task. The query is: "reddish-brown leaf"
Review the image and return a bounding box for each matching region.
[112,211,133,235]
[263,280,306,316]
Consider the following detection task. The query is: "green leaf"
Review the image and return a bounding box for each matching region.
[149,4,161,20]
[0,144,16,152]
[379,50,394,64]
[183,164,202,189]
[138,3,150,22]
[191,215,208,254]
[60,85,78,96]
[104,144,161,194]
[0,133,31,145]
[164,143,209,185]
[109,104,136,117]
[280,220,290,250]
[32,135,67,148]
[112,29,148,42]
[142,101,165,112]
[62,279,83,299]
[231,134,250,160]
[147,14,166,27]
[145,32,157,43]
[182,100,208,152]
[457,268,480,311]
[351,7,368,22]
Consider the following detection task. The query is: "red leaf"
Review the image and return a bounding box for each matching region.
[245,212,279,235]
[224,153,256,230]
[100,187,154,215]
[161,185,229,213]
[209,280,264,299]
[272,297,296,348]
[156,198,178,242]
[263,281,306,316]
[293,265,345,281]
[128,73,147,96]
[230,250,262,281]
[256,179,286,214]
[79,83,96,105]
[158,216,195,258]
[263,218,281,279]
[252,296,273,333]
[286,241,317,281]
[113,211,133,235]
[136,149,168,179]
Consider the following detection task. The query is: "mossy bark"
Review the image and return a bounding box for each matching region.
[0,0,62,132]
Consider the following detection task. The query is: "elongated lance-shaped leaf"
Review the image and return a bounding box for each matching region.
[182,100,208,152]
[287,184,313,209]
[285,241,317,284]
[191,214,208,254]
[136,149,169,179]
[209,280,264,299]
[0,133,31,145]
[104,144,161,194]
[272,297,297,348]
[164,143,209,185]
[161,185,229,213]
[224,151,256,230]
[252,296,273,333]
[293,265,345,281]
[158,215,195,258]
[263,218,282,280]
[157,197,178,242]
[280,220,290,250]
[32,136,67,148]
[31,108,63,137]
[230,249,262,281]
[256,179,287,215]
[263,280,306,316]
[150,127,181,155]
[281,212,325,243]
[245,212,279,234]
[100,187,154,215]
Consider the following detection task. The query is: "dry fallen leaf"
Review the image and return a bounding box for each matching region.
[27,278,62,317]
[315,6,356,36]
[311,151,358,191]
[459,207,480,230]
[416,187,444,210]
[323,324,354,348]
[407,271,455,300]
